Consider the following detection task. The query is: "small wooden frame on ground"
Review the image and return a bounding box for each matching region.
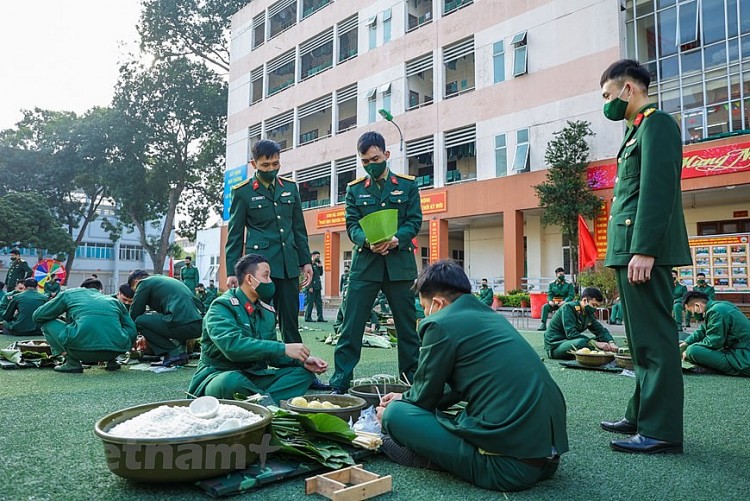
[305,464,392,500]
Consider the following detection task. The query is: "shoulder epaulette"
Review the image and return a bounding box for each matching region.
[278,175,295,183]
[395,173,415,181]
[643,108,656,117]
[259,300,275,313]
[348,176,366,186]
[232,179,250,190]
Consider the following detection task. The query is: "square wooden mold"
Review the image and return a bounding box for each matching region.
[305,464,392,501]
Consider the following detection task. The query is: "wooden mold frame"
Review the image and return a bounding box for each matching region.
[305,464,392,501]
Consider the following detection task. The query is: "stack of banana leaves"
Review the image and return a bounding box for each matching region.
[268,406,356,469]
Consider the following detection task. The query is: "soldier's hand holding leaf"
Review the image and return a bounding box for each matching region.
[285,343,311,362]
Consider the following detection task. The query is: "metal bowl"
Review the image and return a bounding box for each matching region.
[349,384,411,409]
[94,399,272,483]
[574,352,615,367]
[283,394,366,423]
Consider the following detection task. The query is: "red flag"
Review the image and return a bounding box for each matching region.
[578,215,597,271]
[168,257,174,277]
[412,238,419,256]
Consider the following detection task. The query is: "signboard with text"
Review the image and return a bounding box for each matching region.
[677,233,749,291]
[317,208,346,228]
[594,201,609,260]
[316,191,449,228]
[222,165,248,221]
[324,232,332,271]
[429,220,440,264]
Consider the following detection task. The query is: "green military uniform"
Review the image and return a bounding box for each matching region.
[382,294,568,491]
[187,287,313,403]
[206,285,219,305]
[0,289,18,318]
[32,288,137,363]
[180,263,199,295]
[605,103,691,444]
[129,275,203,356]
[339,272,349,297]
[330,170,422,391]
[2,289,48,336]
[544,300,614,359]
[304,258,324,322]
[538,278,575,329]
[226,174,311,344]
[376,290,390,314]
[671,279,688,332]
[5,257,33,290]
[685,281,715,327]
[478,284,494,307]
[610,300,623,325]
[683,301,750,376]
[0,288,5,307]
[44,280,61,299]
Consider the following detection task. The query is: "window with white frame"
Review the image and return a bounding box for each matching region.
[337,15,358,63]
[407,0,432,31]
[512,128,530,172]
[380,83,392,116]
[269,0,297,39]
[266,49,295,96]
[406,53,434,110]
[298,94,333,145]
[511,31,528,76]
[383,8,392,42]
[300,28,334,80]
[336,157,357,203]
[248,123,262,160]
[297,163,332,209]
[495,134,507,177]
[119,244,143,261]
[444,125,476,183]
[407,136,434,188]
[265,111,294,151]
[367,15,377,50]
[336,84,358,132]
[252,13,265,49]
[250,66,263,105]
[443,37,475,98]
[367,88,377,123]
[493,41,505,83]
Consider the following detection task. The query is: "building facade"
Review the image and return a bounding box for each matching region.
[223,0,750,300]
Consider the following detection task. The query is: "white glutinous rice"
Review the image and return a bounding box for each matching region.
[107,404,263,439]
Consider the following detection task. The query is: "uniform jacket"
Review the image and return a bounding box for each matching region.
[226,175,311,280]
[693,283,716,300]
[3,289,48,332]
[129,275,203,325]
[478,286,494,306]
[544,300,614,352]
[605,104,691,268]
[547,280,575,302]
[188,288,302,396]
[5,258,33,289]
[32,288,137,352]
[310,260,323,291]
[44,281,61,297]
[685,301,750,370]
[180,265,199,292]
[672,281,688,304]
[345,170,422,282]
[404,294,569,458]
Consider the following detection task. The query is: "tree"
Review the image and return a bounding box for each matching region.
[534,120,602,276]
[137,0,248,73]
[0,192,75,255]
[108,57,227,273]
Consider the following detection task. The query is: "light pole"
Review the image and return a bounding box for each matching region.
[378,108,404,153]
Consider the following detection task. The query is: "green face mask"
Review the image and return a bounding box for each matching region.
[364,161,387,179]
[252,275,276,302]
[698,279,706,285]
[557,274,565,281]
[257,169,278,183]
[603,85,630,121]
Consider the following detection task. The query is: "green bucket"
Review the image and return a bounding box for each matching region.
[359,209,398,245]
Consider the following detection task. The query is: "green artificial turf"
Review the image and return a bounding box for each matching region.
[1,319,749,500]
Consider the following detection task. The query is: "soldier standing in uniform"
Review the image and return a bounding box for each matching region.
[225,139,313,344]
[537,267,575,331]
[599,59,690,454]
[671,269,688,333]
[304,251,325,322]
[339,266,350,297]
[180,256,199,295]
[478,278,494,308]
[329,131,422,393]
[685,272,714,328]
[4,248,33,290]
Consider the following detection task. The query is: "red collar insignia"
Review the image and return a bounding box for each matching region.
[244,302,255,315]
[252,179,259,190]
[390,176,398,185]
[633,113,644,127]
[277,177,284,187]
[365,177,371,188]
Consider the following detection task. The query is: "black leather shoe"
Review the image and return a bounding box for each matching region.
[610,434,683,454]
[600,418,637,434]
[310,378,332,390]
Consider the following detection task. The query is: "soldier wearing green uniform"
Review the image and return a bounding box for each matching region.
[4,249,33,290]
[330,132,422,393]
[537,268,575,331]
[680,292,750,376]
[206,280,219,304]
[478,278,494,307]
[180,256,199,295]
[376,290,390,314]
[599,60,689,454]
[113,283,134,311]
[685,272,714,328]
[33,278,137,373]
[225,140,313,344]
[44,278,61,299]
[188,254,327,402]
[671,270,688,333]
[379,261,568,492]
[0,281,25,318]
[0,281,5,305]
[128,271,204,367]
[609,296,623,325]
[339,267,349,297]
[544,287,618,359]
[195,283,210,315]
[2,278,47,336]
[304,251,325,322]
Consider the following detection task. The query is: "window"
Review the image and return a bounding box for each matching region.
[252,14,265,49]
[380,83,392,116]
[677,0,699,46]
[298,94,333,145]
[562,235,572,274]
[512,128,530,172]
[265,111,294,151]
[343,250,353,270]
[76,242,114,260]
[367,16,377,50]
[406,53,434,110]
[336,84,358,132]
[266,50,295,96]
[493,41,505,83]
[697,219,750,236]
[269,0,297,39]
[300,29,334,80]
[495,134,507,177]
[383,9,392,43]
[119,245,143,261]
[248,123,262,159]
[367,88,377,123]
[444,125,476,183]
[407,136,434,188]
[337,15,358,62]
[297,163,332,209]
[407,0,432,31]
[511,31,528,76]
[444,0,473,16]
[443,37,475,98]
[421,246,430,268]
[302,0,331,19]
[451,249,465,268]
[204,256,219,281]
[250,66,263,105]
[336,157,357,203]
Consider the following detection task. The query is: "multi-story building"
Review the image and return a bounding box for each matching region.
[222,0,750,301]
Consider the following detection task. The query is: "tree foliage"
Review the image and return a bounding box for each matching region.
[534,120,602,273]
[0,192,75,254]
